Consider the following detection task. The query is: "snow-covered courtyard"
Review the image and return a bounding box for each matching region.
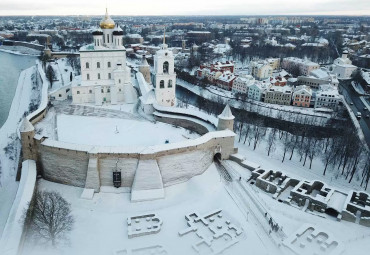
[56,114,199,147]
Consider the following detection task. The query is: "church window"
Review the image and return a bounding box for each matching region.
[77,91,80,94]
[108,88,110,93]
[98,73,101,79]
[108,73,111,79]
[108,62,111,68]
[97,62,100,68]
[87,74,90,80]
[86,62,89,69]
[89,90,92,93]
[101,89,104,93]
[163,61,169,74]
[119,79,121,84]
[107,34,109,43]
[168,80,173,88]
[119,89,121,92]
[160,80,165,88]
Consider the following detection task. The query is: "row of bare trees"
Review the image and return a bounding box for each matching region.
[235,119,370,190]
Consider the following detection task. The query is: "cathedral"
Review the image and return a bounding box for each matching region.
[71,9,137,105]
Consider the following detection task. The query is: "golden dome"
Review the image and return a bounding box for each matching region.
[100,8,115,29]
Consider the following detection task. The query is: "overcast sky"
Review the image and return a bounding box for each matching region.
[0,0,369,16]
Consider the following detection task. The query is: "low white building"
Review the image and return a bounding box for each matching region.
[71,9,137,106]
[332,51,357,79]
[314,84,341,110]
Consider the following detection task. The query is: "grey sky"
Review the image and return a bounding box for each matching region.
[0,0,369,16]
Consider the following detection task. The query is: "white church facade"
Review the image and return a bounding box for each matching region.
[72,9,137,105]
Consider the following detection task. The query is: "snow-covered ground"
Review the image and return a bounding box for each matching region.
[48,58,74,93]
[227,161,370,255]
[21,164,276,255]
[234,133,367,193]
[56,114,199,147]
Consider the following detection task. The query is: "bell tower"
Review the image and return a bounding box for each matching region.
[154,30,176,107]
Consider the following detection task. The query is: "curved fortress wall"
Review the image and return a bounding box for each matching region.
[33,130,235,191]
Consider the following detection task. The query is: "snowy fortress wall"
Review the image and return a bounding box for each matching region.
[31,130,235,190]
[0,160,37,255]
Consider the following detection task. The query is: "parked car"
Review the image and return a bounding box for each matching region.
[356,112,362,119]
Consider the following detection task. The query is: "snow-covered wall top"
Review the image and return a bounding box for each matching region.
[153,103,218,127]
[0,160,37,255]
[26,61,48,123]
[136,72,153,96]
[40,129,234,155]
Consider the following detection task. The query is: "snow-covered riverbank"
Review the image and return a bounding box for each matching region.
[0,62,41,237]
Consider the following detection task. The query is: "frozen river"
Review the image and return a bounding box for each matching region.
[0,51,36,127]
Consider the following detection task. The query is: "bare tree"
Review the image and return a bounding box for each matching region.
[266,128,277,156]
[282,133,292,163]
[46,65,56,88]
[27,191,74,246]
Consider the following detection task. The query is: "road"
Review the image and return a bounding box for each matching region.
[339,80,370,147]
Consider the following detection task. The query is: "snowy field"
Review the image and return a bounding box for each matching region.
[56,114,200,147]
[21,164,275,255]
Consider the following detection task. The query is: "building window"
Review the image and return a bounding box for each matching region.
[77,91,80,94]
[101,89,104,93]
[98,73,101,79]
[108,62,111,68]
[160,80,165,88]
[86,62,89,69]
[163,61,169,74]
[119,79,121,84]
[168,80,173,88]
[108,73,111,79]
[87,74,90,80]
[89,90,92,93]
[97,62,100,68]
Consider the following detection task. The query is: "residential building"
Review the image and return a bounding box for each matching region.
[266,58,280,70]
[292,85,312,108]
[197,61,234,79]
[264,86,293,105]
[216,71,236,91]
[250,60,273,80]
[248,82,269,101]
[269,75,287,86]
[314,84,341,110]
[232,75,255,94]
[298,68,339,89]
[281,57,320,76]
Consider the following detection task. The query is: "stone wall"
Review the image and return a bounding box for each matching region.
[32,130,235,190]
[99,157,139,187]
[38,144,89,187]
[154,114,209,135]
[158,149,214,186]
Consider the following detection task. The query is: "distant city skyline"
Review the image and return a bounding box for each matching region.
[0,0,369,16]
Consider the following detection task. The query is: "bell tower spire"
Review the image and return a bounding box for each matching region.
[163,27,166,45]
